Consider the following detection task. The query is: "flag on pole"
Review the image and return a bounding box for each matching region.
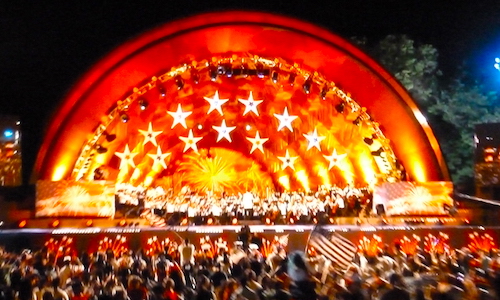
[308,228,356,271]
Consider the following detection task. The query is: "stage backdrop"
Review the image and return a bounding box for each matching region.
[36,180,115,217]
[372,181,453,216]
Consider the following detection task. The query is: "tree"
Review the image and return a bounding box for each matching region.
[353,35,500,185]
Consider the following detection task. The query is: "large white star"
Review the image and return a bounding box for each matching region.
[204,91,229,115]
[274,107,298,132]
[212,120,236,142]
[323,149,347,170]
[246,131,269,154]
[138,122,162,146]
[115,145,138,169]
[238,91,263,116]
[303,128,326,151]
[277,149,299,171]
[179,129,203,153]
[167,104,192,129]
[147,146,171,169]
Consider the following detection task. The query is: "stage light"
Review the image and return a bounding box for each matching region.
[313,218,318,224]
[158,86,166,98]
[118,219,127,227]
[175,75,184,90]
[18,220,27,228]
[265,217,271,225]
[495,58,500,71]
[289,218,295,224]
[335,102,345,113]
[207,218,214,225]
[3,129,13,138]
[96,145,107,154]
[120,112,130,123]
[138,99,149,111]
[222,63,233,77]
[303,76,312,94]
[180,218,188,226]
[329,217,335,224]
[50,220,60,228]
[231,217,238,225]
[85,219,93,227]
[245,124,251,131]
[271,69,279,83]
[197,124,203,130]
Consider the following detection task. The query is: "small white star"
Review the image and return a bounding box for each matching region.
[246,131,269,154]
[238,91,263,116]
[274,107,298,132]
[204,91,229,115]
[147,146,171,169]
[179,129,203,153]
[167,104,192,129]
[138,122,162,147]
[115,145,138,169]
[323,149,347,170]
[277,149,299,171]
[212,120,236,142]
[303,128,326,151]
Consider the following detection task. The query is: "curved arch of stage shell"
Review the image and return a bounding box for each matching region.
[34,11,449,198]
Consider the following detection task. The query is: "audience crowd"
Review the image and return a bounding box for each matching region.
[1,231,500,300]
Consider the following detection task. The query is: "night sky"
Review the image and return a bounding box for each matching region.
[2,0,500,183]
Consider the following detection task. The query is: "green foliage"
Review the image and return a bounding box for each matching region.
[354,35,500,185]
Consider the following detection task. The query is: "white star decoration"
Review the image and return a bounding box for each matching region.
[147,146,171,169]
[204,91,229,115]
[323,149,347,170]
[238,91,263,116]
[246,131,269,154]
[274,107,298,132]
[167,104,192,129]
[303,128,326,151]
[138,122,162,146]
[179,129,203,153]
[115,145,138,169]
[277,149,299,171]
[212,120,236,142]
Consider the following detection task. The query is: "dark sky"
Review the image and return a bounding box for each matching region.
[2,0,500,182]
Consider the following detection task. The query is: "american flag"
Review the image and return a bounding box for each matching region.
[308,228,356,271]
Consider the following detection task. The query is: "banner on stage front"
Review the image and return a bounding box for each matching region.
[372,181,453,216]
[36,180,115,217]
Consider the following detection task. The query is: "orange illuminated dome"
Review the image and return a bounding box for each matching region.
[34,11,449,194]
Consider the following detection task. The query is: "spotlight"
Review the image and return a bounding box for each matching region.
[320,85,329,99]
[335,102,345,113]
[180,218,188,226]
[118,219,127,227]
[271,69,279,83]
[138,99,149,111]
[303,76,312,94]
[104,131,116,142]
[207,218,214,225]
[158,86,166,98]
[231,217,238,225]
[224,63,234,77]
[329,217,335,224]
[18,220,27,228]
[175,75,184,90]
[50,220,60,228]
[96,145,107,154]
[288,73,297,85]
[120,112,130,123]
[190,67,200,84]
[289,218,295,224]
[265,217,271,225]
[85,219,93,227]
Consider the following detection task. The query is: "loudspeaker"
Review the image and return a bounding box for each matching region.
[375,204,386,216]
